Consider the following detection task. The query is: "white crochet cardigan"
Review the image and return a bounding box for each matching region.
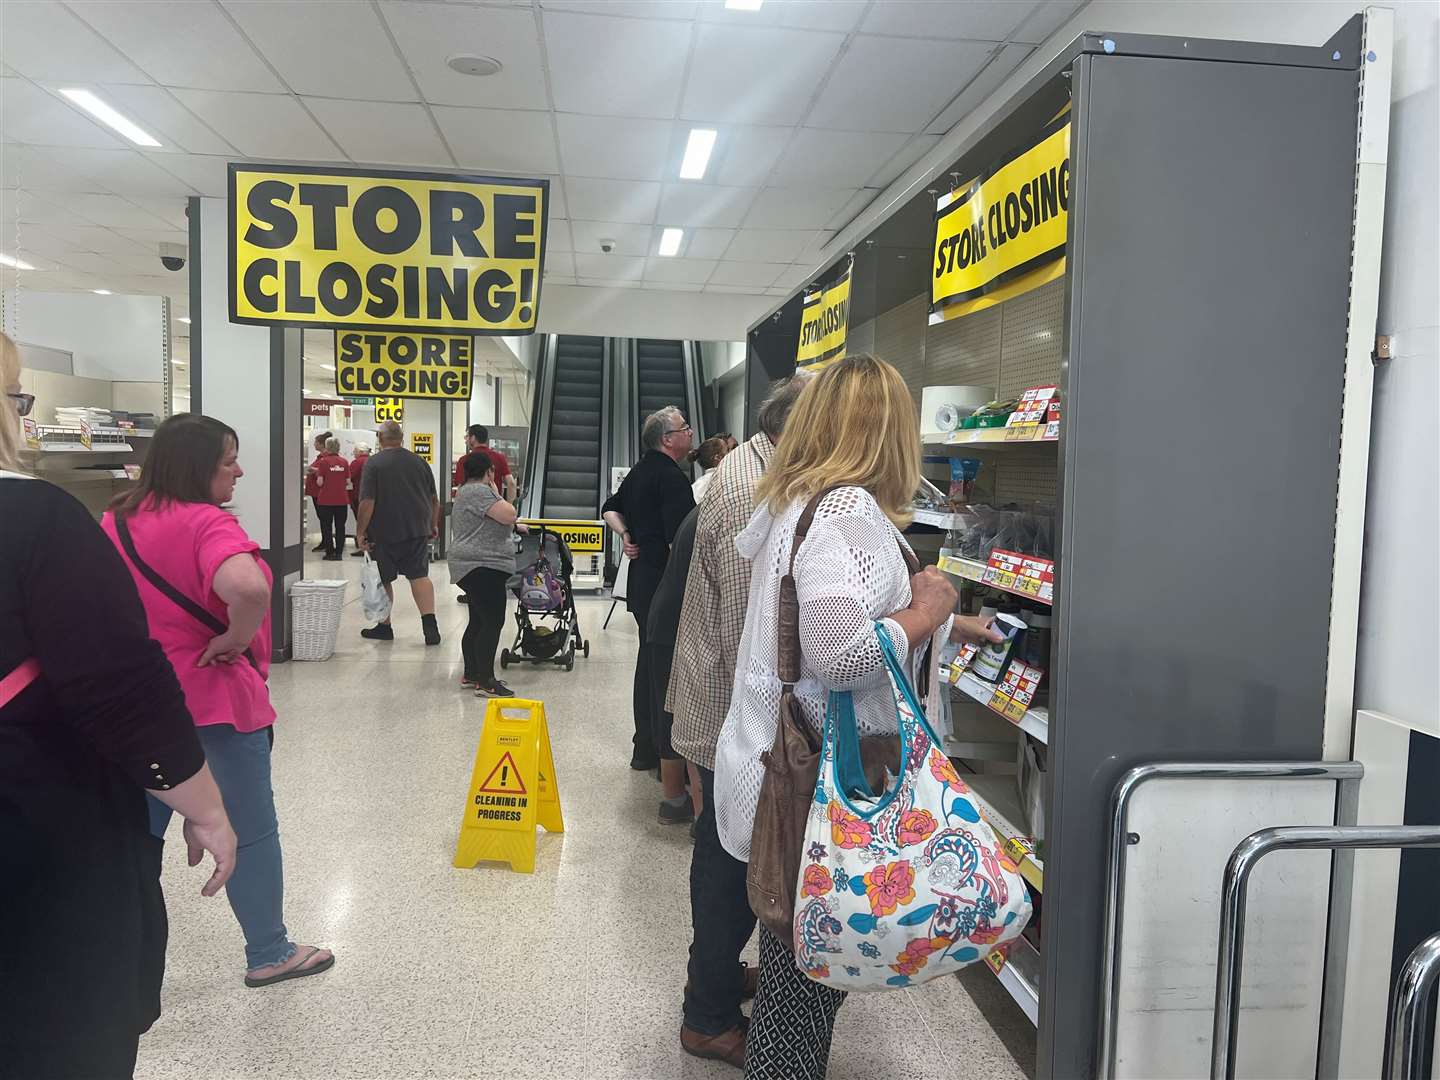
[713,486,949,862]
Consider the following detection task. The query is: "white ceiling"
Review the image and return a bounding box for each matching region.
[0,0,1085,328]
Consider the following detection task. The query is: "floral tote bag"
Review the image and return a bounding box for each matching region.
[793,624,1033,991]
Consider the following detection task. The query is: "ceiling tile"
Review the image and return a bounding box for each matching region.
[379,3,547,109]
[542,1,699,18]
[826,188,876,229]
[543,182,568,220]
[555,114,674,182]
[170,90,344,160]
[1013,1,1088,46]
[573,252,645,280]
[772,263,814,288]
[11,190,97,227]
[743,187,855,229]
[770,128,910,188]
[866,134,941,188]
[925,43,1032,135]
[145,153,230,197]
[705,282,769,294]
[712,125,790,188]
[698,0,867,33]
[806,36,991,132]
[546,220,574,252]
[576,277,641,289]
[642,280,704,292]
[0,1,151,82]
[6,226,86,256]
[61,192,176,229]
[683,227,735,259]
[765,286,792,296]
[39,224,151,253]
[721,228,813,263]
[0,147,104,193]
[544,275,577,286]
[570,221,654,257]
[657,183,755,229]
[683,24,845,126]
[22,147,197,197]
[708,260,782,288]
[69,1,284,92]
[304,99,451,166]
[124,196,189,228]
[431,106,559,174]
[859,1,1030,41]
[543,11,690,119]
[643,256,717,284]
[566,177,660,224]
[544,250,576,277]
[97,84,240,155]
[223,1,417,101]
[1,79,124,149]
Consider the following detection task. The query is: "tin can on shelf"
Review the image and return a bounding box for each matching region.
[971,612,1027,681]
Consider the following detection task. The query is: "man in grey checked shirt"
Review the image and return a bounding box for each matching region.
[669,373,810,1069]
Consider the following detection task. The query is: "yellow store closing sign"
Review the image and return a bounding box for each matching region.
[931,117,1070,322]
[335,331,473,400]
[229,164,548,334]
[796,257,852,370]
[518,518,605,554]
[375,398,404,423]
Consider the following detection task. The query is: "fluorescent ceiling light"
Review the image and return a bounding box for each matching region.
[59,88,161,148]
[178,316,191,324]
[679,128,717,180]
[320,363,336,371]
[725,0,764,9]
[658,228,684,257]
[92,289,112,295]
[172,360,186,367]
[0,253,35,270]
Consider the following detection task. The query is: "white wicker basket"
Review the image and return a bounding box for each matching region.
[290,579,348,661]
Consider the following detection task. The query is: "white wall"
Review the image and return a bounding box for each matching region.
[2,290,166,381]
[536,282,772,341]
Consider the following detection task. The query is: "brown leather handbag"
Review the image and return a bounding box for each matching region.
[745,487,920,947]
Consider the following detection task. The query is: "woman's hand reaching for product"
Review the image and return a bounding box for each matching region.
[908,566,958,633]
[198,631,248,666]
[183,811,237,897]
[951,614,1006,646]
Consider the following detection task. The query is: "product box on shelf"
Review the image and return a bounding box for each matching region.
[1006,385,1058,427]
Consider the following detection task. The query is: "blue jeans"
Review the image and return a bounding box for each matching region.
[149,724,295,969]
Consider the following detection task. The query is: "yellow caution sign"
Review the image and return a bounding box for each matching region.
[454,698,563,874]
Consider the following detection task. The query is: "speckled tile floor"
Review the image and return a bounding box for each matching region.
[135,552,1033,1080]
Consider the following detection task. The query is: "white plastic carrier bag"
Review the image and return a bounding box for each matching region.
[359,554,392,623]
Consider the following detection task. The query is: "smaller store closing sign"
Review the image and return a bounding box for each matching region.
[410,432,434,463]
[796,257,852,371]
[931,115,1070,322]
[335,330,473,400]
[375,398,405,423]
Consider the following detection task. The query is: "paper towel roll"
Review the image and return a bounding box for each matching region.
[920,385,994,436]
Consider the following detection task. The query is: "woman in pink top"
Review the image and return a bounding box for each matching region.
[102,414,334,989]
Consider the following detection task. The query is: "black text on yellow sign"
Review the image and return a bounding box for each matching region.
[228,164,548,334]
[454,698,563,874]
[410,432,434,463]
[335,331,473,400]
[375,398,405,423]
[932,117,1070,312]
[796,258,852,370]
[518,518,605,554]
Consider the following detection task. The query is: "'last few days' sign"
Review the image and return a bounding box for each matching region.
[229,164,548,334]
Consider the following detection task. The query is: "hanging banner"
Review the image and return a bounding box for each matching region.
[795,256,852,370]
[334,330,473,400]
[931,116,1070,323]
[229,164,548,334]
[375,397,405,423]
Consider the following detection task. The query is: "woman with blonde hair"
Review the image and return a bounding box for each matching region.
[712,354,1002,1079]
[1,333,236,1077]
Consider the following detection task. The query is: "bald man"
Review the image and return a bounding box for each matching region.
[355,420,442,645]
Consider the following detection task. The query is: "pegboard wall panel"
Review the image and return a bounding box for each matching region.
[925,304,1003,393]
[996,278,1065,397]
[875,293,929,406]
[994,459,1059,505]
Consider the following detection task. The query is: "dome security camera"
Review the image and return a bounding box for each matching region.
[160,242,187,272]
[599,238,616,254]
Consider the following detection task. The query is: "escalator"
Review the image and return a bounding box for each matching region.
[635,339,691,442]
[540,335,605,519]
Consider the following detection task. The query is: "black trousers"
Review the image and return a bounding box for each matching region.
[459,567,509,684]
[627,561,662,765]
[648,641,680,761]
[316,503,347,555]
[684,765,757,1036]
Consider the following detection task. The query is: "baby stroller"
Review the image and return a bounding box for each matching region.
[501,526,590,672]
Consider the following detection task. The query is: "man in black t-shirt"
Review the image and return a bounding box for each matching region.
[356,420,442,645]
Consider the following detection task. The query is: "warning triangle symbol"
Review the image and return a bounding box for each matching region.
[477,751,527,795]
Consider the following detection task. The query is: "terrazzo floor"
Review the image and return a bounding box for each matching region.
[135,551,1033,1080]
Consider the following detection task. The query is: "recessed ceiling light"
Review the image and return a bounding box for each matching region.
[59,88,161,147]
[0,253,35,270]
[93,288,112,294]
[446,54,504,77]
[725,0,764,9]
[679,128,717,181]
[178,316,191,324]
[658,228,684,257]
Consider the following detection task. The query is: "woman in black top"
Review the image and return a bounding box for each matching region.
[0,333,236,1080]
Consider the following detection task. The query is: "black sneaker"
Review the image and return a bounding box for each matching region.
[311,543,327,552]
[322,553,342,561]
[659,799,695,826]
[361,623,394,640]
[422,619,441,647]
[474,680,514,698]
[349,549,365,557]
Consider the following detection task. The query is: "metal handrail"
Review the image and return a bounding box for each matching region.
[1211,826,1440,1080]
[1387,931,1440,1080]
[1099,760,1364,1079]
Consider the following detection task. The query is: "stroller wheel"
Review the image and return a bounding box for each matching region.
[564,648,575,672]
[500,650,511,669]
[583,640,590,659]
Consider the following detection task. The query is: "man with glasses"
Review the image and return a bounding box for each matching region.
[602,406,695,773]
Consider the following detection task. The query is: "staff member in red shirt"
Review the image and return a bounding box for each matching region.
[347,443,370,556]
[304,430,331,553]
[312,437,351,560]
[452,425,515,502]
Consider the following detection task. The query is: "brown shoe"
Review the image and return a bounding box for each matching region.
[742,962,759,1001]
[681,1023,746,1069]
